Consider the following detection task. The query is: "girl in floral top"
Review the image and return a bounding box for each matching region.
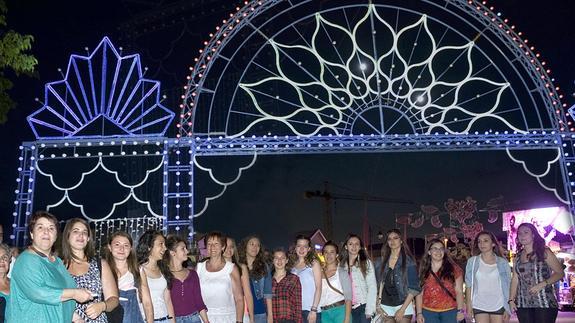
[416,238,465,323]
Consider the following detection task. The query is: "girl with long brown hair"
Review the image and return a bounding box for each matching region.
[61,218,119,323]
[377,229,420,323]
[289,234,322,323]
[415,238,464,323]
[105,231,154,323]
[338,234,377,322]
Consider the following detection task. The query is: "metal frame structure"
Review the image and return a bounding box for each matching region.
[11,0,575,246]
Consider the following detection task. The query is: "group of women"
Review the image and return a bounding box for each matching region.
[0,210,567,323]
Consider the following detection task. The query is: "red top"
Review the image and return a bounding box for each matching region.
[422,264,462,311]
[272,273,303,323]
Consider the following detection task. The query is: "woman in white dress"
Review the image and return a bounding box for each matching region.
[197,232,244,323]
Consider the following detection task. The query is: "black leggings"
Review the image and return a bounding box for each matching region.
[516,307,558,323]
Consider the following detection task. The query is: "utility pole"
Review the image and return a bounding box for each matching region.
[304,182,414,241]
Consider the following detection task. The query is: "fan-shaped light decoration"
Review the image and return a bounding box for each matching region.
[410,214,424,228]
[27,37,175,139]
[431,215,443,228]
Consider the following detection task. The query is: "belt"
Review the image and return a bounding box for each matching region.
[322,300,346,310]
[154,316,173,321]
[352,302,366,309]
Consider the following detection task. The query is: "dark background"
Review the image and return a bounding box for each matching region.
[1,0,574,248]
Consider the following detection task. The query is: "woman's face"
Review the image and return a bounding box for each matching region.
[295,239,310,258]
[68,221,90,251]
[246,238,261,258]
[149,235,166,261]
[109,235,131,262]
[428,242,445,262]
[387,232,402,250]
[30,216,58,252]
[323,245,338,265]
[273,251,287,270]
[0,248,11,275]
[206,237,224,258]
[345,237,361,257]
[517,226,534,246]
[171,241,188,263]
[477,234,495,254]
[223,238,235,260]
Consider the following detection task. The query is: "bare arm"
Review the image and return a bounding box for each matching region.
[545,249,565,284]
[308,260,322,323]
[139,268,155,323]
[266,298,273,323]
[199,309,209,323]
[163,286,176,323]
[241,264,254,322]
[509,267,518,312]
[344,299,352,323]
[465,286,473,318]
[85,260,120,320]
[455,275,465,321]
[230,265,245,322]
[415,292,424,323]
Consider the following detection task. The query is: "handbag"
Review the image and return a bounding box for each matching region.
[430,271,465,323]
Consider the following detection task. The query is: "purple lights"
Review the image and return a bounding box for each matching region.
[27,37,174,139]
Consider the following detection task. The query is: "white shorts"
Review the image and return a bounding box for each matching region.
[380,302,415,316]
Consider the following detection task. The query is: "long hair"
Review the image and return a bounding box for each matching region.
[419,238,457,286]
[339,234,370,277]
[164,234,188,289]
[104,231,141,288]
[380,229,415,282]
[238,235,268,279]
[60,218,95,267]
[225,237,244,275]
[516,223,546,261]
[472,231,502,257]
[137,230,170,281]
[289,234,319,267]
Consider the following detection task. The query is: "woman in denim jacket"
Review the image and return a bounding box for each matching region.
[239,235,274,323]
[377,229,421,323]
[465,231,511,323]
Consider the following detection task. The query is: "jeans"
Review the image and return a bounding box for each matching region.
[352,304,371,323]
[302,310,322,323]
[253,313,268,323]
[516,307,558,323]
[422,308,457,323]
[176,312,201,323]
[119,289,144,323]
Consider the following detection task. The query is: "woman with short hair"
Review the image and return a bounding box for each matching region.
[8,211,93,322]
[197,231,244,323]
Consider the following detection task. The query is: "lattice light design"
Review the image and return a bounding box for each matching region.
[28,37,175,139]
[238,9,520,137]
[36,155,165,221]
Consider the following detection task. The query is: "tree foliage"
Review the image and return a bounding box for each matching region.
[0,0,37,123]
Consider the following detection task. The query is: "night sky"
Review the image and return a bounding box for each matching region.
[1,0,574,248]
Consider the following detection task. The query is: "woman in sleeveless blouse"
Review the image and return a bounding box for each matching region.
[61,218,120,323]
[105,231,154,323]
[509,223,563,323]
[319,241,351,323]
[137,230,175,323]
[289,235,322,323]
[197,231,244,323]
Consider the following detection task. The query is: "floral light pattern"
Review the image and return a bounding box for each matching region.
[238,5,525,137]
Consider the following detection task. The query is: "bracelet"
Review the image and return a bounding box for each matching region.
[507,299,515,304]
[417,312,423,315]
[310,308,317,312]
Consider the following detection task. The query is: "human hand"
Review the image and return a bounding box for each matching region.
[307,310,317,323]
[74,289,94,303]
[416,313,425,323]
[72,312,85,323]
[529,282,546,294]
[509,301,517,313]
[394,307,405,322]
[456,312,464,322]
[85,301,105,319]
[503,311,510,322]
